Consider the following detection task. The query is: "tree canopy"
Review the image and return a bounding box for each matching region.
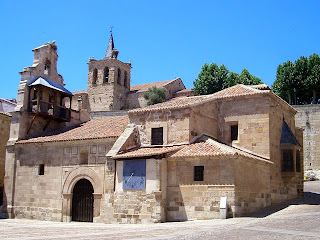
[272,54,320,105]
[193,63,263,95]
[143,86,167,106]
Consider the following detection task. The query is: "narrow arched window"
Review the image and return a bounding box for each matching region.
[44,60,51,75]
[117,69,121,85]
[124,71,128,87]
[103,67,109,83]
[92,69,97,84]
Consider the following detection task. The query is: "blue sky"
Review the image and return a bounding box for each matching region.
[1,0,320,99]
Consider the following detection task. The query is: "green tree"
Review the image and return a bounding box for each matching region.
[272,60,295,104]
[193,63,263,95]
[224,72,240,88]
[307,54,320,103]
[144,86,166,106]
[239,69,262,85]
[272,54,320,105]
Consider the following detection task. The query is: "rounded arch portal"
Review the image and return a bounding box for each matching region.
[72,178,94,222]
[62,167,103,222]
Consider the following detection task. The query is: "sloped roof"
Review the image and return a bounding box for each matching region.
[129,84,262,113]
[105,33,115,59]
[73,90,87,95]
[113,135,272,164]
[248,84,271,90]
[112,145,183,159]
[28,77,72,95]
[17,115,128,144]
[130,79,176,93]
[280,121,301,146]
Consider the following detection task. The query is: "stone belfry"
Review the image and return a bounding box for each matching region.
[87,32,132,112]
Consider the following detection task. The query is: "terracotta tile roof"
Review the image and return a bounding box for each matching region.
[112,135,272,164]
[170,136,272,163]
[112,145,183,159]
[129,84,263,113]
[130,79,176,93]
[247,84,271,90]
[129,95,209,113]
[210,84,262,99]
[175,89,194,94]
[73,90,88,94]
[17,115,128,144]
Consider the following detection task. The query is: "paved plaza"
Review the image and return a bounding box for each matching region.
[0,181,319,240]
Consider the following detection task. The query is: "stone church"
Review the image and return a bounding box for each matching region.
[2,34,304,223]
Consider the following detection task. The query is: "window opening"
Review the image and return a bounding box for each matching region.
[117,69,121,85]
[92,69,97,84]
[282,149,294,172]
[296,150,301,172]
[194,166,204,181]
[151,127,163,145]
[39,164,45,175]
[44,60,51,75]
[231,125,238,141]
[124,71,128,87]
[103,67,109,83]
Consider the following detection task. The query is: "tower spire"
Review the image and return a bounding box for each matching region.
[105,27,118,59]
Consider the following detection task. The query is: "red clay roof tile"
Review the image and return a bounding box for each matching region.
[130,79,175,93]
[17,115,128,144]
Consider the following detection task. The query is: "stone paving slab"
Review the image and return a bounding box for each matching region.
[0,181,319,240]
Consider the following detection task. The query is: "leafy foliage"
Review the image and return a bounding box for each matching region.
[272,54,320,104]
[193,63,263,95]
[143,86,167,106]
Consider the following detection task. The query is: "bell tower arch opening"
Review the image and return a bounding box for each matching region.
[72,178,94,222]
[87,32,132,112]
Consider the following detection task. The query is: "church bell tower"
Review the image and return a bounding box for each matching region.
[87,32,132,112]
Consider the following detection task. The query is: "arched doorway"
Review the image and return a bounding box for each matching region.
[72,179,94,222]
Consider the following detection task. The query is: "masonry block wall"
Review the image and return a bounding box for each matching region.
[129,108,191,146]
[216,96,270,158]
[166,156,236,221]
[294,105,320,170]
[0,113,11,205]
[114,159,164,223]
[234,156,271,216]
[5,138,116,222]
[87,59,131,112]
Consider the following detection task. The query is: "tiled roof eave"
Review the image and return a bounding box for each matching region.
[16,136,119,145]
[171,152,273,164]
[128,91,266,114]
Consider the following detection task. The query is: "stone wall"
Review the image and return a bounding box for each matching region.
[113,159,164,223]
[166,156,236,221]
[127,78,185,110]
[190,103,217,139]
[87,59,131,112]
[3,138,116,222]
[294,105,320,170]
[234,156,271,216]
[0,113,11,205]
[129,108,191,146]
[216,96,270,158]
[269,98,302,202]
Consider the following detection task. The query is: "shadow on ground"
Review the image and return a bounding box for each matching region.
[243,186,320,218]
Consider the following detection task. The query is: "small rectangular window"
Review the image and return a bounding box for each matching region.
[151,127,163,145]
[296,150,301,172]
[39,164,45,175]
[194,166,204,181]
[282,150,294,172]
[231,125,238,141]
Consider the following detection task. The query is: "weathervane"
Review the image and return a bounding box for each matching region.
[110,26,114,35]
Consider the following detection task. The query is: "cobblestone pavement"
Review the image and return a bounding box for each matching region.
[1,181,319,240]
